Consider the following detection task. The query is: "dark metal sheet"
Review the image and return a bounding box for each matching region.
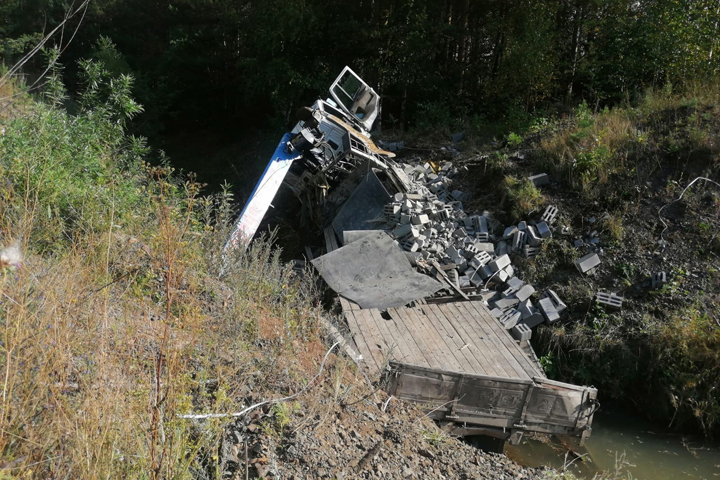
[311,232,443,309]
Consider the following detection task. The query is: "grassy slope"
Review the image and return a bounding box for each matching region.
[445,83,720,436]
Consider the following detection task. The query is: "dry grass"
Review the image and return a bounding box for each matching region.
[0,83,328,477]
[502,175,546,219]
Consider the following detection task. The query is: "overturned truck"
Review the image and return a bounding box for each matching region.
[228,67,598,447]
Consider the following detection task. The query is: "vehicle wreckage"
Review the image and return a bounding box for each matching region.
[226,67,598,448]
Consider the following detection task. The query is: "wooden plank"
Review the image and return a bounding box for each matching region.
[369,309,422,366]
[387,308,428,367]
[449,302,523,378]
[339,295,361,312]
[388,307,436,369]
[350,310,386,372]
[431,260,469,300]
[405,306,463,373]
[438,303,504,377]
[355,309,390,370]
[432,303,491,376]
[344,310,379,372]
[367,308,409,365]
[465,301,541,378]
[420,305,477,374]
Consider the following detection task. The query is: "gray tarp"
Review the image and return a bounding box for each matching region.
[311,232,443,309]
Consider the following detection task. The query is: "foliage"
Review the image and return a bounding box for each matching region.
[2,0,720,135]
[0,65,325,478]
[502,176,545,219]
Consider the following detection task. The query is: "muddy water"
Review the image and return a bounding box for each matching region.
[506,410,720,479]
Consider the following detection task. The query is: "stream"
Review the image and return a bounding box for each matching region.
[506,409,720,479]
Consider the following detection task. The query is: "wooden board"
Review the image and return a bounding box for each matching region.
[342,299,543,380]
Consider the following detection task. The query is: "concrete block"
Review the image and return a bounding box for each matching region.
[651,272,667,290]
[596,292,623,311]
[536,221,552,239]
[495,241,508,256]
[477,265,494,280]
[528,173,550,187]
[452,227,467,239]
[475,242,495,254]
[511,323,532,341]
[469,270,485,287]
[504,265,514,278]
[488,254,511,273]
[446,269,459,287]
[475,232,490,242]
[503,226,518,238]
[512,231,527,253]
[541,205,558,224]
[505,277,525,292]
[575,252,601,274]
[462,245,476,259]
[412,214,430,225]
[523,245,541,259]
[526,225,542,246]
[517,221,527,231]
[520,312,545,329]
[400,239,419,252]
[573,239,584,247]
[490,307,504,318]
[474,251,492,267]
[498,309,522,330]
[538,297,560,323]
[491,296,520,310]
[515,284,536,302]
[517,299,533,317]
[545,289,566,313]
[496,269,509,283]
[458,275,471,288]
[393,224,416,239]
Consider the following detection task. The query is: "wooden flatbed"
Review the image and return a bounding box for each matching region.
[339,297,597,444]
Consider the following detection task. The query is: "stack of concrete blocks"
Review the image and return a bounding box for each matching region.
[596,292,623,311]
[383,160,558,302]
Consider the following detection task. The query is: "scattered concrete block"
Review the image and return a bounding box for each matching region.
[446,269,459,287]
[538,297,560,323]
[475,242,495,254]
[651,272,667,290]
[544,289,566,313]
[526,225,542,246]
[536,221,552,239]
[488,254,511,272]
[495,241,508,256]
[506,276,525,291]
[496,269,510,283]
[503,226,518,238]
[512,230,527,253]
[575,252,601,274]
[573,239,584,247]
[596,292,622,311]
[475,232,490,242]
[523,245,541,259]
[499,309,522,330]
[528,174,549,187]
[400,239,419,252]
[474,251,492,266]
[517,221,527,231]
[477,265,494,280]
[515,284,536,302]
[463,244,479,259]
[541,205,558,224]
[491,296,520,310]
[520,313,545,329]
[511,323,532,342]
[458,275,471,288]
[504,265,514,278]
[452,227,467,238]
[412,214,430,225]
[490,307,504,318]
